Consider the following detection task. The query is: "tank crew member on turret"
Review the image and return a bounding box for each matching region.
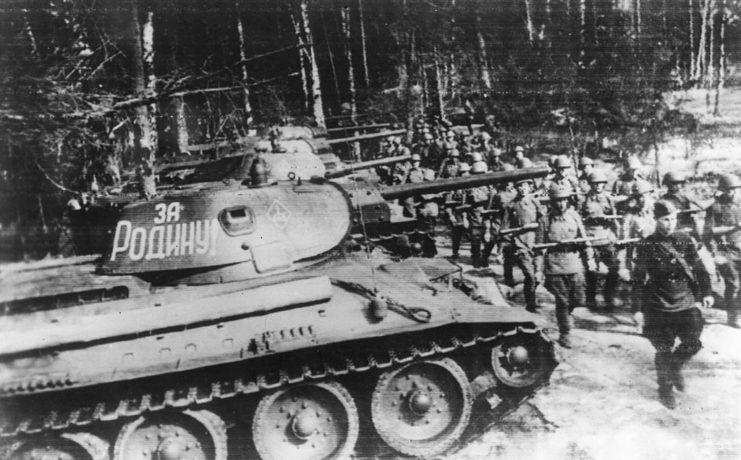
[577,157,595,193]
[501,178,544,311]
[661,171,700,237]
[703,173,741,328]
[466,160,493,268]
[487,147,510,173]
[535,184,596,348]
[580,170,620,309]
[632,200,713,409]
[445,162,471,259]
[612,156,643,213]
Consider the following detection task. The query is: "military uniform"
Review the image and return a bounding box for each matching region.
[535,207,594,346]
[580,193,620,308]
[704,194,741,326]
[402,166,427,218]
[633,222,711,408]
[502,192,543,310]
[445,188,468,259]
[612,173,640,214]
[466,185,493,268]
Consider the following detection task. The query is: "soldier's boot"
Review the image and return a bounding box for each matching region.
[656,351,676,409]
[727,307,739,329]
[669,358,686,393]
[556,304,572,348]
[671,341,701,392]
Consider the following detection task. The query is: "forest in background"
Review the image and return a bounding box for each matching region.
[1,0,740,259]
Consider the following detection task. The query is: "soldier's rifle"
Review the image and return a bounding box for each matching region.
[498,222,539,237]
[589,237,641,247]
[710,224,741,236]
[532,236,602,251]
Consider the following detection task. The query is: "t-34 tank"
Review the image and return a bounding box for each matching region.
[0,164,556,460]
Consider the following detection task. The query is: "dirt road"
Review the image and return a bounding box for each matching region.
[446,250,741,460]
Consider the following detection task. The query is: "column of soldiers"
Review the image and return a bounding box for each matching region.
[380,126,740,409]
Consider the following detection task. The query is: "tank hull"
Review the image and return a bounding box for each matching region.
[0,256,556,459]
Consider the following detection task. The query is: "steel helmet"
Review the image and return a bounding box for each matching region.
[479,132,492,141]
[471,151,484,163]
[549,183,573,200]
[515,145,525,152]
[718,173,741,191]
[458,162,471,173]
[555,156,571,169]
[491,147,503,156]
[663,171,686,184]
[631,179,653,195]
[588,170,608,183]
[445,130,455,138]
[448,148,459,158]
[503,163,516,171]
[444,141,457,150]
[471,161,488,174]
[423,169,436,181]
[579,157,594,168]
[626,157,642,170]
[411,153,422,162]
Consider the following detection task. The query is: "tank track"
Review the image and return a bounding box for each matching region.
[0,327,552,446]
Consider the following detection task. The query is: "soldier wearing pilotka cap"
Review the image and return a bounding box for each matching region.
[632,199,714,409]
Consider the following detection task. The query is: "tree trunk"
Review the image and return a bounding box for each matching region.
[290,11,310,110]
[475,13,492,90]
[524,0,535,44]
[341,5,357,122]
[319,8,341,104]
[695,0,710,82]
[141,5,158,159]
[235,0,253,128]
[129,0,157,192]
[689,0,695,80]
[713,0,724,116]
[580,0,587,60]
[300,0,326,129]
[433,46,444,118]
[707,0,716,89]
[358,0,370,87]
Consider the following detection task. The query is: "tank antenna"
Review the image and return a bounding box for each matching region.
[349,176,377,291]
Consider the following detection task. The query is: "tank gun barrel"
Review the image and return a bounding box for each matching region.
[324,155,412,179]
[326,123,391,133]
[327,128,406,145]
[381,167,551,201]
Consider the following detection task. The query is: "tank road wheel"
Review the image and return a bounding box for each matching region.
[371,358,473,457]
[251,381,359,460]
[112,410,227,460]
[491,333,552,389]
[9,433,109,460]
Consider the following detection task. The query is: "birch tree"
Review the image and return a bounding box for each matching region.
[235,0,253,128]
[358,0,370,87]
[341,5,357,122]
[299,0,325,129]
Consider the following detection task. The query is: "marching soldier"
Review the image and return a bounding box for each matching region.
[417,169,440,257]
[703,173,741,328]
[612,156,642,213]
[466,160,493,268]
[580,170,620,308]
[542,156,578,195]
[577,157,595,193]
[632,200,714,409]
[661,171,701,237]
[437,148,461,179]
[445,163,471,259]
[501,178,544,311]
[535,184,597,348]
[623,179,656,272]
[401,154,427,218]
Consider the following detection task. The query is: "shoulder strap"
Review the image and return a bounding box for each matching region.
[657,239,695,282]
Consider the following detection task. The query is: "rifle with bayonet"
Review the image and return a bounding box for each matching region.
[709,223,741,236]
